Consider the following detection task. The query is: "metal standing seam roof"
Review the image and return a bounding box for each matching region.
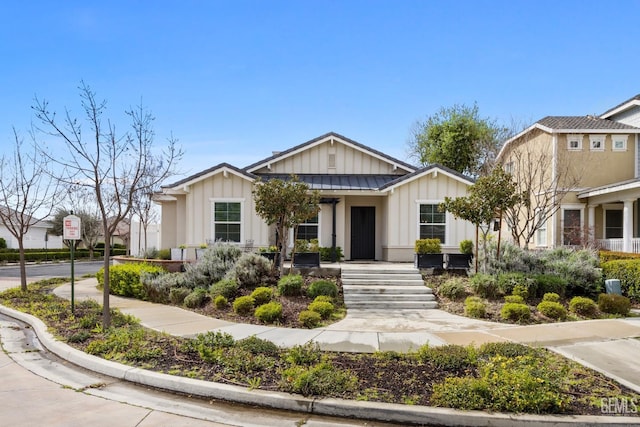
[256,174,401,190]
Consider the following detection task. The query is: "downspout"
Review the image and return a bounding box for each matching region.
[331,199,337,262]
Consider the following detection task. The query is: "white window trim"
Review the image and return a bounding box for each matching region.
[416,199,448,244]
[560,204,585,246]
[612,134,628,152]
[567,134,582,151]
[602,204,623,239]
[589,135,605,152]
[535,208,547,247]
[210,198,244,244]
[289,210,322,249]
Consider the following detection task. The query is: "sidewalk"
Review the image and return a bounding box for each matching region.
[48,278,640,393]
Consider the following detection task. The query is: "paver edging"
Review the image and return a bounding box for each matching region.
[1,303,638,427]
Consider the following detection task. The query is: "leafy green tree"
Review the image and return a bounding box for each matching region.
[409,103,506,177]
[441,166,521,271]
[252,175,320,275]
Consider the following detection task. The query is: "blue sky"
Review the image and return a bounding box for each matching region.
[2,0,640,179]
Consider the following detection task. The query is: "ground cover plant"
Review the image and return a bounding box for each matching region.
[1,279,639,416]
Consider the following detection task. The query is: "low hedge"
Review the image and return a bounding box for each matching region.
[97,263,166,299]
[0,248,126,262]
[600,259,640,301]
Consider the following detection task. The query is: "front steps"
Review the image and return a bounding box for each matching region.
[341,265,437,310]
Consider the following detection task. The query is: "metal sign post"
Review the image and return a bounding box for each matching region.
[63,213,81,314]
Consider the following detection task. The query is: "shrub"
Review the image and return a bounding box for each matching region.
[512,284,530,301]
[233,295,255,315]
[254,302,283,323]
[417,344,476,371]
[500,303,530,322]
[464,296,486,318]
[142,271,187,302]
[313,295,334,303]
[236,336,280,356]
[308,300,334,319]
[213,295,228,309]
[534,274,567,297]
[209,278,239,300]
[477,342,539,359]
[496,272,536,297]
[438,277,468,300]
[157,248,171,260]
[504,295,524,304]
[233,252,273,289]
[542,248,601,297]
[536,301,567,320]
[542,292,561,303]
[319,246,344,262]
[280,361,358,396]
[469,273,498,299]
[98,263,166,299]
[415,238,441,254]
[183,242,243,288]
[0,237,6,249]
[569,296,598,317]
[250,286,274,305]
[277,274,304,296]
[598,293,631,316]
[307,279,338,299]
[169,287,191,305]
[184,288,209,308]
[601,259,640,301]
[459,239,474,255]
[299,310,322,328]
[284,342,322,366]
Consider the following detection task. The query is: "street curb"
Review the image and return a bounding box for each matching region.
[1,304,638,427]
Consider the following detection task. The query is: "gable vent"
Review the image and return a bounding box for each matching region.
[328,153,336,168]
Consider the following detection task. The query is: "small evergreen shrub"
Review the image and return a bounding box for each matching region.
[233,252,273,289]
[284,342,322,366]
[183,242,243,288]
[254,301,283,323]
[319,246,344,261]
[415,238,441,254]
[542,292,561,303]
[504,295,524,304]
[307,279,338,299]
[209,278,239,300]
[598,293,631,316]
[469,274,498,299]
[277,274,304,296]
[496,272,536,297]
[438,277,468,300]
[534,274,567,297]
[169,287,191,305]
[236,336,280,356]
[477,342,539,359]
[233,295,255,315]
[512,284,529,301]
[601,259,640,301]
[214,295,228,309]
[298,310,322,328]
[250,286,274,305]
[98,263,166,299]
[464,296,486,318]
[157,248,171,260]
[569,296,598,317]
[184,288,209,308]
[417,344,477,371]
[536,301,567,320]
[500,303,530,322]
[279,361,358,397]
[141,271,183,303]
[313,295,334,303]
[459,239,474,255]
[308,300,334,319]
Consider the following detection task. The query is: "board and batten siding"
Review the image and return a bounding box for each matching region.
[383,171,475,261]
[256,140,406,175]
[182,172,269,248]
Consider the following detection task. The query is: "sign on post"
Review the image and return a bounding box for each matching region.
[63,214,81,313]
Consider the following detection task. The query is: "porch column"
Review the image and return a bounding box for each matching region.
[623,199,634,253]
[588,205,596,242]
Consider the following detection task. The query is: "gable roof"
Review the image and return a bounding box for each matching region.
[244,131,416,174]
[380,163,474,192]
[162,162,256,191]
[600,94,640,119]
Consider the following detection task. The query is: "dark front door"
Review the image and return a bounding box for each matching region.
[351,206,375,260]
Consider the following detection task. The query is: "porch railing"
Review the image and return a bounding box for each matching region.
[596,238,640,253]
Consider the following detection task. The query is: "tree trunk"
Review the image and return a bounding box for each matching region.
[18,238,27,292]
[102,237,111,328]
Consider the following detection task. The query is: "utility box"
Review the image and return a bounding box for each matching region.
[605,279,622,295]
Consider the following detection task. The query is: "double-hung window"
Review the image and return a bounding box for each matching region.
[297,214,319,241]
[212,200,242,243]
[418,203,446,244]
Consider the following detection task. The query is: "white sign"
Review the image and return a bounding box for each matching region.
[63,215,82,240]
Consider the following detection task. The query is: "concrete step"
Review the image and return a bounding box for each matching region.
[342,272,423,280]
[344,294,436,302]
[342,278,426,286]
[344,300,439,310]
[342,285,433,295]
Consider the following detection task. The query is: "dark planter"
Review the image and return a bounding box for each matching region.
[260,252,281,266]
[414,253,444,269]
[446,253,473,270]
[293,252,320,268]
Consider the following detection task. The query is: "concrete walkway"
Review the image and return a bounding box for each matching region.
[2,273,640,425]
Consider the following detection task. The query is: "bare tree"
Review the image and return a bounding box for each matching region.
[502,134,585,248]
[131,167,162,257]
[33,82,182,327]
[0,128,59,291]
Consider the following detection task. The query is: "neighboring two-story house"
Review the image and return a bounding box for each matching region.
[155,132,476,261]
[497,95,640,252]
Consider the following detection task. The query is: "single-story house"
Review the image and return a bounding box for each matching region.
[155,132,476,262]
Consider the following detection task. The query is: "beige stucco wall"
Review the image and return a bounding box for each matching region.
[253,140,407,176]
[383,170,475,262]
